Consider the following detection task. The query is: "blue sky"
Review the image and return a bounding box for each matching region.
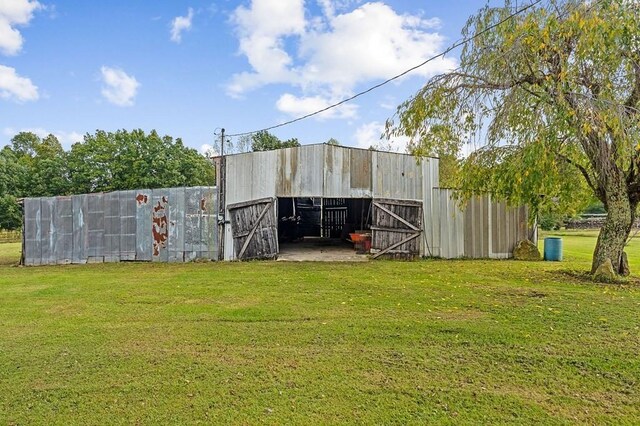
[1,0,497,155]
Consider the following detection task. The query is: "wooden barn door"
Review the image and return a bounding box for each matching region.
[371,199,423,259]
[228,198,278,260]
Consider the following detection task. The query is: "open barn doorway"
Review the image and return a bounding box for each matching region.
[276,197,372,261]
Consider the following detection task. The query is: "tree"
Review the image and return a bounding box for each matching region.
[326,138,341,146]
[386,0,640,277]
[251,131,301,151]
[67,129,215,193]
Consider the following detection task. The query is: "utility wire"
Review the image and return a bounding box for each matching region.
[226,0,544,138]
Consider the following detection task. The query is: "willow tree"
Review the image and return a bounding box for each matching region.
[386,0,640,276]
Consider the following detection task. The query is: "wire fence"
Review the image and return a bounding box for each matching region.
[0,230,21,244]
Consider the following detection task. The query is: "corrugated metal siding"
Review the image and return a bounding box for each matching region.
[22,186,218,265]
[428,191,530,259]
[421,158,439,257]
[276,145,324,197]
[464,195,490,258]
[372,151,423,200]
[323,145,373,198]
[490,200,529,259]
[431,189,465,258]
[225,150,278,206]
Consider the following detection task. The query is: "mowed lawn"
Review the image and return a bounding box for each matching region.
[0,232,639,425]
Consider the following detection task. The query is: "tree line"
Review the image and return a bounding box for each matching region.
[0,130,215,230]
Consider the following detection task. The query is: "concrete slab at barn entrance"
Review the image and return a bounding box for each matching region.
[277,238,369,262]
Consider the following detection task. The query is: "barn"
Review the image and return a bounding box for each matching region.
[216,143,532,261]
[20,144,532,265]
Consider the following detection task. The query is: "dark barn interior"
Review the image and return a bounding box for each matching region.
[276,197,372,259]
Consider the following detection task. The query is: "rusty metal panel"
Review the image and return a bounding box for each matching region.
[135,190,152,261]
[151,189,170,262]
[372,151,423,201]
[40,197,55,265]
[276,145,323,197]
[168,187,185,262]
[349,147,372,191]
[196,187,209,260]
[104,191,120,263]
[23,198,41,266]
[323,145,349,197]
[53,196,73,264]
[184,186,201,261]
[72,194,88,264]
[323,145,373,198]
[119,190,137,261]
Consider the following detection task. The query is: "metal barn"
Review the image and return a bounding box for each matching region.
[20,144,531,265]
[22,187,218,265]
[216,144,531,261]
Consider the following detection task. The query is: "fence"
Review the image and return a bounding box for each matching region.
[0,230,21,243]
[22,186,218,265]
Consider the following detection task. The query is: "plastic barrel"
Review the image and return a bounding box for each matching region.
[543,237,563,261]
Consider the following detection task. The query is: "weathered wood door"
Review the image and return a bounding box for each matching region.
[371,199,423,259]
[228,197,278,260]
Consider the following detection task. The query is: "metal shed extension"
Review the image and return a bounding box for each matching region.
[22,186,218,265]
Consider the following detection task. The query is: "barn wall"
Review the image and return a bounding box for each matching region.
[22,186,217,265]
[430,189,465,258]
[372,151,424,201]
[225,150,278,206]
[429,190,530,259]
[323,145,373,198]
[276,145,324,197]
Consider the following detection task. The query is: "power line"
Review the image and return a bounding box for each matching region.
[226,0,544,138]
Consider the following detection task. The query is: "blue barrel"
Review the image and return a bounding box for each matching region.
[544,237,563,261]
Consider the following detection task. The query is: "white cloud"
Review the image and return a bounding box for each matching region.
[170,7,194,43]
[0,0,41,55]
[354,121,409,152]
[100,66,140,107]
[276,93,357,119]
[0,65,38,102]
[228,1,456,119]
[227,0,306,98]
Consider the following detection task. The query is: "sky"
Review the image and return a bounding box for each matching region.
[0,0,499,155]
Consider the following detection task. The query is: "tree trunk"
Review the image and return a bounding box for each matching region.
[591,184,635,276]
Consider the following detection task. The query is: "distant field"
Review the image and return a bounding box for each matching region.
[0,231,639,424]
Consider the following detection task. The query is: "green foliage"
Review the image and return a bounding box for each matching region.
[0,130,214,230]
[251,131,301,151]
[0,195,22,230]
[326,138,340,146]
[66,129,214,193]
[538,211,565,231]
[0,234,639,422]
[387,0,640,219]
[583,201,606,215]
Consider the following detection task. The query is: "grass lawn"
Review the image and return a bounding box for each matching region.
[0,232,639,424]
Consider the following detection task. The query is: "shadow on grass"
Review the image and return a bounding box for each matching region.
[551,269,640,287]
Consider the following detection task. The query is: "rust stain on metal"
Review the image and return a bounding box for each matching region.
[200,198,207,211]
[136,193,148,206]
[152,196,168,256]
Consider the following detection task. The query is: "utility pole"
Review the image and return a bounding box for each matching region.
[217,128,226,261]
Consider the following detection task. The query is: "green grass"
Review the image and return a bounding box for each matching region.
[0,232,639,425]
